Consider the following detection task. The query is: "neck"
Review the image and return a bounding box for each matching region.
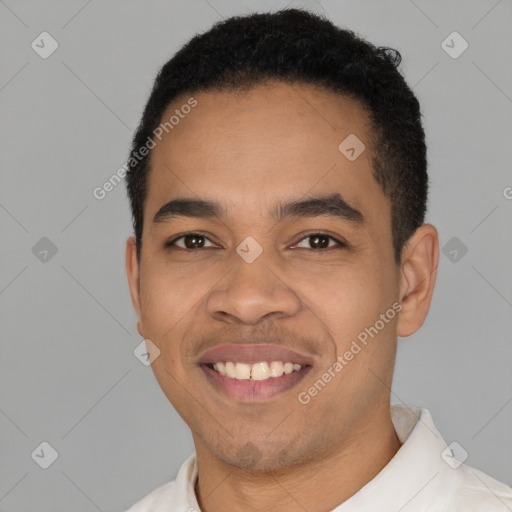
[193,405,401,512]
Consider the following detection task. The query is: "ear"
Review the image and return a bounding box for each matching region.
[125,235,145,338]
[396,223,439,337]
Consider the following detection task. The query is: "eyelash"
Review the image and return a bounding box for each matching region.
[164,232,346,251]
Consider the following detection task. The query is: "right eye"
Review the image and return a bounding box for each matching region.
[165,233,218,250]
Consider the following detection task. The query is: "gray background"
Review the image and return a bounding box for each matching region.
[1,0,511,510]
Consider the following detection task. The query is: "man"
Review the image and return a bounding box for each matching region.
[124,8,512,511]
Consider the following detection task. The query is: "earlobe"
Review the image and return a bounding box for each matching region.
[125,235,144,336]
[396,224,439,337]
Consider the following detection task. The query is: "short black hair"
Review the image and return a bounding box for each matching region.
[126,8,428,264]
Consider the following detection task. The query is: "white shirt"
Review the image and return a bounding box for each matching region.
[125,404,512,511]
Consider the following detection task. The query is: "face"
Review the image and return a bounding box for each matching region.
[126,82,422,471]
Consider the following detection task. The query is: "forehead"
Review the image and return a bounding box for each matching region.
[145,82,389,230]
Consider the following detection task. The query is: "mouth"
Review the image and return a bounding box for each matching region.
[198,344,313,401]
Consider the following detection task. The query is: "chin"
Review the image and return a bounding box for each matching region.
[215,441,310,473]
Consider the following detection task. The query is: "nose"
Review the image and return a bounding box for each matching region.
[206,249,302,326]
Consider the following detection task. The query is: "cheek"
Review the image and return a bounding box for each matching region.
[298,266,398,412]
[298,264,382,333]
[139,259,213,325]
[138,261,224,370]
[298,263,398,378]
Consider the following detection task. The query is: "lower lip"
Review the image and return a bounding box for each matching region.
[200,364,311,401]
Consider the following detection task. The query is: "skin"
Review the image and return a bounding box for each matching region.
[126,81,439,511]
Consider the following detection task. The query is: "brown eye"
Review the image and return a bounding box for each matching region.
[166,233,216,249]
[294,233,345,250]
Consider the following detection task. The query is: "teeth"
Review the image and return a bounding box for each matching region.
[211,361,303,381]
[225,361,236,378]
[269,361,284,377]
[283,362,294,374]
[251,362,270,380]
[214,362,226,376]
[235,362,251,379]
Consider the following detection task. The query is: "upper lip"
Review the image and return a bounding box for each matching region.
[198,344,314,366]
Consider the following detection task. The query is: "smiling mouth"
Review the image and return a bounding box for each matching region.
[206,360,304,380]
[200,361,312,401]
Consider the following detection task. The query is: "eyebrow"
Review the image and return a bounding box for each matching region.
[152,193,364,226]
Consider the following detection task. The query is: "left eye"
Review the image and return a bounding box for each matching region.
[294,233,345,250]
